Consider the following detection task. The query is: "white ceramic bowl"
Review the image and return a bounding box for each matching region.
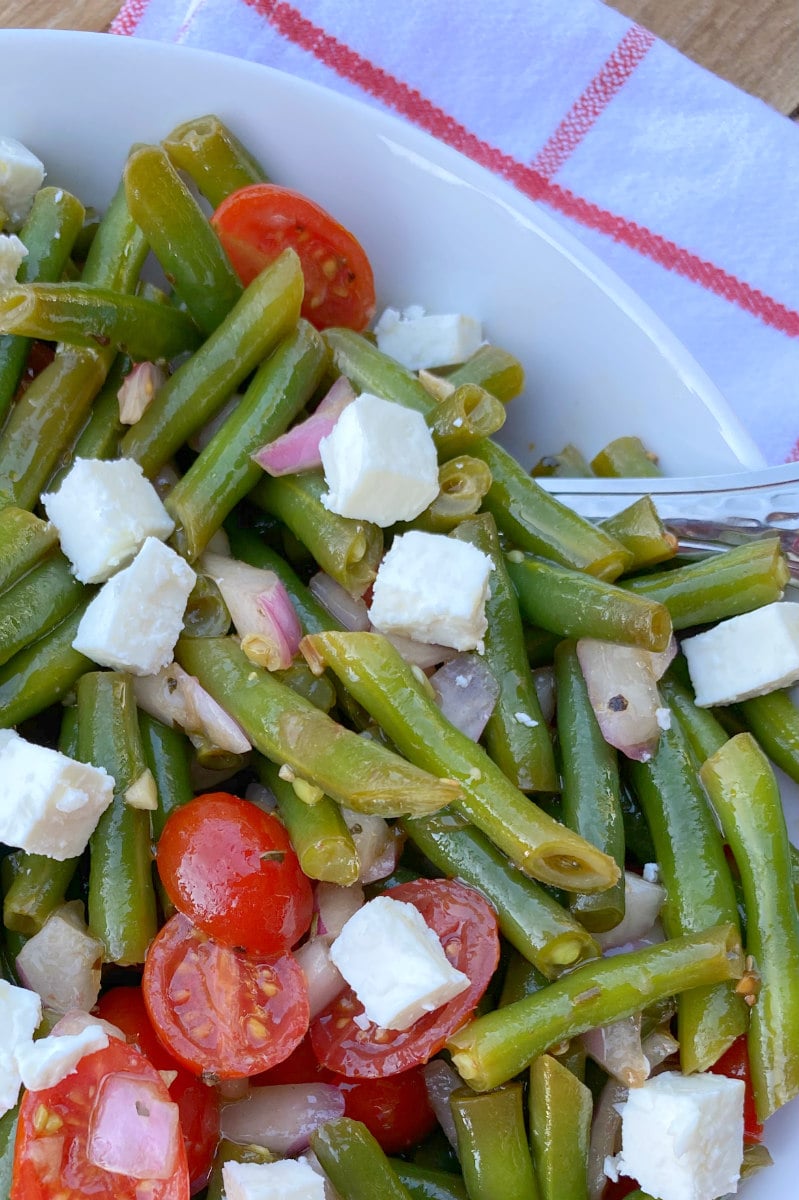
[0,27,789,1199]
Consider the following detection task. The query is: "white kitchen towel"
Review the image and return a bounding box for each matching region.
[110,0,799,466]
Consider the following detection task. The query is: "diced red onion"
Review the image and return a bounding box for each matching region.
[244,779,278,813]
[88,1073,181,1181]
[300,1150,343,1200]
[151,461,181,501]
[16,902,103,1014]
[649,635,678,680]
[189,392,243,452]
[202,552,301,670]
[117,361,166,426]
[218,1077,250,1102]
[588,1076,628,1200]
[314,882,364,941]
[309,572,370,631]
[581,1013,650,1088]
[252,377,355,476]
[596,872,667,953]
[532,666,556,725]
[430,652,500,741]
[220,1084,346,1155]
[378,630,459,670]
[133,662,251,755]
[51,1010,125,1042]
[293,939,346,1018]
[642,1027,680,1070]
[339,807,402,884]
[25,1136,64,1187]
[422,1059,463,1154]
[576,638,663,762]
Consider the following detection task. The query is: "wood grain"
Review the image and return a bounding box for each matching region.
[0,0,121,31]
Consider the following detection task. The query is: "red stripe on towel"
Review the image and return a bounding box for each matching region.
[109,0,150,35]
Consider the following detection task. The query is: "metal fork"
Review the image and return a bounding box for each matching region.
[538,462,799,581]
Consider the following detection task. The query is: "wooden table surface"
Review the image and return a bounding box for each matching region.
[2,0,798,118]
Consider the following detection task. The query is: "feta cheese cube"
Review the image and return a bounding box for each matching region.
[374,306,482,371]
[0,136,45,227]
[611,1071,744,1200]
[319,392,439,526]
[222,1158,326,1200]
[0,233,27,285]
[42,457,175,584]
[0,729,114,860]
[329,895,469,1030]
[369,531,492,651]
[0,979,42,1118]
[682,602,799,706]
[72,537,196,676]
[15,1024,109,1091]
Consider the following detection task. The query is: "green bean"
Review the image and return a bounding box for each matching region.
[257,755,359,885]
[0,553,85,667]
[554,640,626,932]
[627,720,746,1073]
[659,669,727,762]
[531,443,594,478]
[399,455,492,533]
[81,179,149,293]
[700,734,799,1120]
[225,522,338,635]
[389,1162,468,1200]
[446,922,743,1091]
[402,811,600,976]
[441,342,525,402]
[428,384,506,456]
[163,114,267,209]
[733,690,799,786]
[274,658,336,712]
[303,630,621,892]
[167,320,328,560]
[620,537,789,629]
[0,185,85,421]
[77,671,158,965]
[454,514,557,792]
[138,712,194,842]
[529,1054,591,1200]
[120,248,303,476]
[252,470,383,597]
[451,1083,539,1200]
[176,634,461,818]
[0,602,92,729]
[0,283,202,360]
[524,626,561,668]
[600,495,678,571]
[0,507,58,595]
[45,354,130,492]
[591,435,661,477]
[323,327,631,579]
[499,947,548,1006]
[124,142,242,335]
[205,1139,275,1200]
[506,553,672,652]
[181,574,231,637]
[312,1117,414,1200]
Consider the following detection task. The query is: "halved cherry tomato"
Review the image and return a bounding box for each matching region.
[708,1035,764,1143]
[602,1176,641,1200]
[142,911,309,1079]
[211,183,376,331]
[156,792,313,957]
[96,986,220,1193]
[310,878,500,1078]
[11,1038,189,1200]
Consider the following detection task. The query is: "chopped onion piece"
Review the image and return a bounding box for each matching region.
[418,369,456,401]
[378,630,459,670]
[430,652,500,740]
[88,1073,181,1180]
[532,666,556,724]
[581,1013,650,1088]
[16,901,103,1014]
[596,872,667,953]
[576,638,663,761]
[133,661,250,754]
[422,1059,463,1154]
[221,1083,346,1155]
[252,377,356,476]
[649,635,678,680]
[125,768,158,811]
[202,552,301,670]
[310,571,370,631]
[26,1136,64,1186]
[51,1010,125,1042]
[244,779,278,813]
[589,1076,627,1200]
[294,938,346,1018]
[117,361,166,425]
[314,882,364,940]
[340,806,402,884]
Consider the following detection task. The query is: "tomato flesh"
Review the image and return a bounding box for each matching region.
[96,987,220,1193]
[310,878,500,1078]
[12,1038,189,1200]
[212,183,376,331]
[708,1035,763,1143]
[156,792,313,957]
[142,911,309,1079]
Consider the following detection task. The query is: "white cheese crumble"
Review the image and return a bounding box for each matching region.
[682,601,799,707]
[222,1157,326,1200]
[374,306,482,371]
[0,232,27,285]
[0,135,45,227]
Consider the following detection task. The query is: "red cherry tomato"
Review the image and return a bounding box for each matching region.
[211,183,376,331]
[96,987,220,1193]
[602,1177,640,1200]
[310,879,500,1078]
[142,911,309,1079]
[11,1038,189,1200]
[156,793,313,957]
[708,1035,764,1143]
[250,1031,335,1087]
